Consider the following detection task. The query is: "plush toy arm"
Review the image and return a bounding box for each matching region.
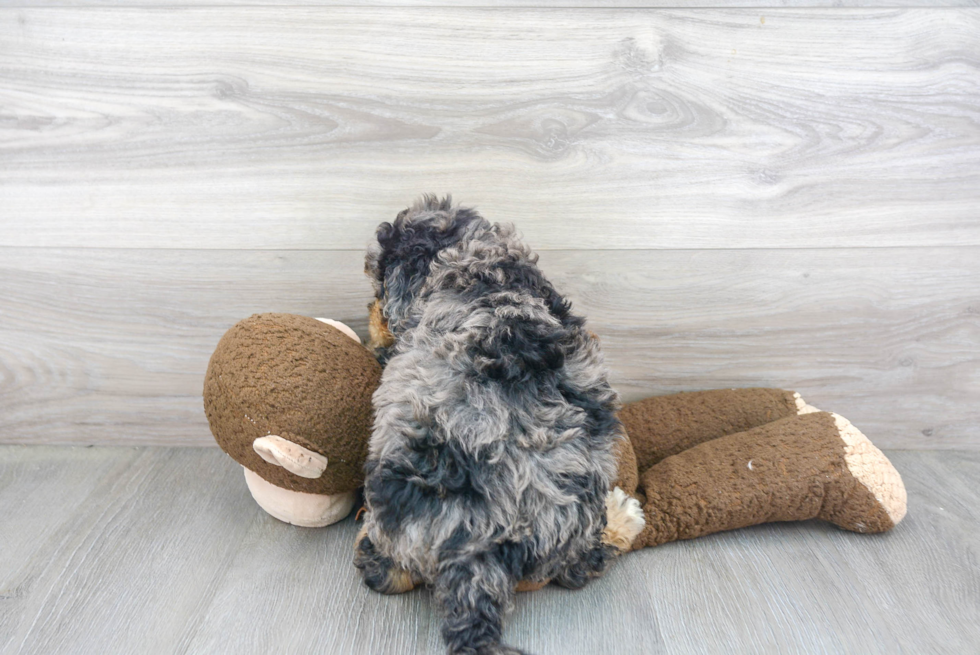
[619,388,810,474]
[632,411,907,549]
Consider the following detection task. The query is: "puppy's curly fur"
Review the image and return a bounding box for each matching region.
[355,196,634,655]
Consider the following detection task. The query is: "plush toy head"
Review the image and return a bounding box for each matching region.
[204,313,382,526]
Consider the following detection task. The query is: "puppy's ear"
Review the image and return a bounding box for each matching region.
[364,196,445,297]
[364,220,394,295]
[366,198,485,332]
[366,218,435,333]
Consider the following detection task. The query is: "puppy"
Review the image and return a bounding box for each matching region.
[354,195,643,655]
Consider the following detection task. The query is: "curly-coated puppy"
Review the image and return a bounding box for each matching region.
[354,195,643,655]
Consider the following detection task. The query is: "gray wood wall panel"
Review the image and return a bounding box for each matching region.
[1,9,979,250]
[3,1,979,8]
[2,246,976,448]
[0,7,976,449]
[2,446,978,654]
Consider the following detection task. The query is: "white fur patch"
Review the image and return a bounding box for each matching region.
[602,487,645,552]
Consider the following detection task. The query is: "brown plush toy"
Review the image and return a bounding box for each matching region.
[204,314,907,550]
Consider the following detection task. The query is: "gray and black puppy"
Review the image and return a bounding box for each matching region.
[354,195,643,655]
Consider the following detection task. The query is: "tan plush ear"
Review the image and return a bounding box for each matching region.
[314,318,361,344]
[253,435,328,479]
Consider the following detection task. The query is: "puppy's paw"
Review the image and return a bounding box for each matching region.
[475,647,528,655]
[602,487,645,553]
[515,579,549,593]
[353,528,418,595]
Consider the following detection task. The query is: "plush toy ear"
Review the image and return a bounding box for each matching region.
[315,318,361,344]
[252,435,328,479]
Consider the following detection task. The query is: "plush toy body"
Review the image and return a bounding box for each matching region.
[204,314,906,547]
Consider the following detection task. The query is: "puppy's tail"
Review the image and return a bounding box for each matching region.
[435,552,527,655]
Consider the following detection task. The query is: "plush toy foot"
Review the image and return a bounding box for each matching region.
[602,487,646,552]
[243,467,355,527]
[819,413,907,532]
[633,411,907,548]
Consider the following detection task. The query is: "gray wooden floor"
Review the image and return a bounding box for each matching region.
[0,445,977,654]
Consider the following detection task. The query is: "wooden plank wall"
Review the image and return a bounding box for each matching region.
[1,7,978,448]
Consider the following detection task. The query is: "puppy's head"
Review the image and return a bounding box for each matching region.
[365,195,485,337]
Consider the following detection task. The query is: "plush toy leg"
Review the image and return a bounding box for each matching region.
[633,411,907,549]
[620,388,816,475]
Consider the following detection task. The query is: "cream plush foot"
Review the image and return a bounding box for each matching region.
[826,413,907,530]
[792,395,906,527]
[794,391,823,414]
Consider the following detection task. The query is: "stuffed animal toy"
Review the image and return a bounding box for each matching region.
[204,313,906,551]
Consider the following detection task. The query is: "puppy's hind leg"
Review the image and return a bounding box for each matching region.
[553,487,645,590]
[435,553,527,655]
[353,525,418,595]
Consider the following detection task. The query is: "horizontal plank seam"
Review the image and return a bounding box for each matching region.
[0,443,970,453]
[1,4,977,9]
[2,245,979,253]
